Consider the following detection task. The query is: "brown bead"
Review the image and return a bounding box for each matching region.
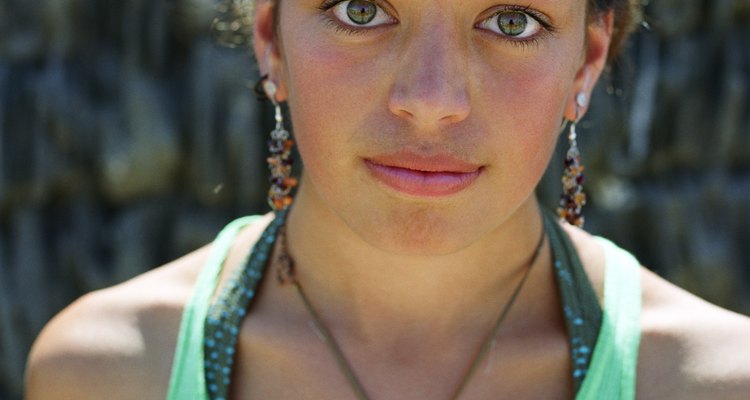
[284,177,298,188]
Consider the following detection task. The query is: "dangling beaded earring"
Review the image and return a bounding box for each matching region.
[260,76,298,211]
[558,93,587,227]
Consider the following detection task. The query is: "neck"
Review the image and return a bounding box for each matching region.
[282,184,553,343]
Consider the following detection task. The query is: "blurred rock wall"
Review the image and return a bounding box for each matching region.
[0,0,748,398]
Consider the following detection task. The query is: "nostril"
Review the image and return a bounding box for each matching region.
[440,113,463,123]
[394,108,414,119]
[388,91,471,125]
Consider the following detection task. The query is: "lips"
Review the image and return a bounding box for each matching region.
[364,152,483,197]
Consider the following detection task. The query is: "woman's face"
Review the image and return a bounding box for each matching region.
[254,0,612,255]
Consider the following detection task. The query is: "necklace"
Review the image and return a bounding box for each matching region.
[273,223,547,400]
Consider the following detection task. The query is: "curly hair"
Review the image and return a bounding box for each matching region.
[213,0,642,63]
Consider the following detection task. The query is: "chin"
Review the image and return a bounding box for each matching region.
[298,171,521,256]
[343,202,489,257]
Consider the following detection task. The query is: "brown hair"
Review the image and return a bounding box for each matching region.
[213,0,642,63]
[588,0,643,62]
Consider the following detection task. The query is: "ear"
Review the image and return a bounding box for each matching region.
[252,0,288,101]
[565,11,614,121]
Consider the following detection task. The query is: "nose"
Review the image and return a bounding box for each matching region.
[387,25,471,128]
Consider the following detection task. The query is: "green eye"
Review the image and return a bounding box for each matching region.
[346,0,377,25]
[497,12,528,36]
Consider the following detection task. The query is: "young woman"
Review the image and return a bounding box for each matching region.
[25,0,750,399]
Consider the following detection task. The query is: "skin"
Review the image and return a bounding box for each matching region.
[25,0,750,399]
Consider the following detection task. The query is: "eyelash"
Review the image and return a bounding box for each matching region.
[320,17,374,36]
[317,1,557,47]
[483,5,557,48]
[317,0,392,36]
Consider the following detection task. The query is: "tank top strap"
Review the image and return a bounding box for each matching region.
[576,237,643,400]
[165,215,266,400]
[543,209,604,393]
[177,209,619,399]
[202,210,288,400]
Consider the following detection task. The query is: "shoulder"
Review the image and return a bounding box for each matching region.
[561,223,750,399]
[25,213,274,400]
[637,267,750,399]
[24,246,209,400]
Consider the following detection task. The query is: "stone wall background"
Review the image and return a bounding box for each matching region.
[0,0,748,398]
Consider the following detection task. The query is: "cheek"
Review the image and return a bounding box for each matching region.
[467,41,580,201]
[477,55,572,164]
[278,27,395,192]
[511,62,569,164]
[279,39,353,189]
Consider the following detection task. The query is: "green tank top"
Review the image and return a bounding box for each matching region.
[166,211,641,399]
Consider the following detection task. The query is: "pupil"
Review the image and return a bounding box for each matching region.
[347,0,377,25]
[498,12,527,36]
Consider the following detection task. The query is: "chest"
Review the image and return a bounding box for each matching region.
[227,317,576,400]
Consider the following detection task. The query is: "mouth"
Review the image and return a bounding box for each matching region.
[364,152,484,198]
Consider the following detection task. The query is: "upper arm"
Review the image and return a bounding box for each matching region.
[686,311,750,399]
[25,341,130,400]
[25,333,92,400]
[25,291,151,400]
[24,248,206,400]
[638,272,750,400]
[675,315,750,400]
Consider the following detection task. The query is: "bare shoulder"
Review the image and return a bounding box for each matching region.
[561,223,750,399]
[637,266,750,399]
[25,213,274,400]
[24,244,210,400]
